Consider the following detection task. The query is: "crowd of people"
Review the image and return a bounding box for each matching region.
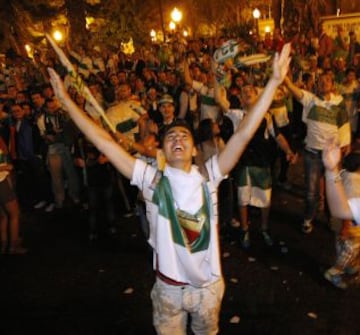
[1,22,360,333]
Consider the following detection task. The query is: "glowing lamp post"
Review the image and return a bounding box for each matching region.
[170,7,182,37]
[171,7,182,24]
[169,21,176,31]
[150,29,156,42]
[53,30,63,42]
[253,8,261,19]
[253,8,261,36]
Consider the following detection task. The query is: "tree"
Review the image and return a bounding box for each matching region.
[87,0,161,50]
[65,0,88,46]
[0,0,65,56]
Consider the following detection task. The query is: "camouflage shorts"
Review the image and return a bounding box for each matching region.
[151,277,225,335]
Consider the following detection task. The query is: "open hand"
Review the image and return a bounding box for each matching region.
[48,68,70,106]
[272,43,291,84]
[322,137,341,171]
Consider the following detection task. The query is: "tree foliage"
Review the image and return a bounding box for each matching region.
[0,0,346,57]
[90,0,160,49]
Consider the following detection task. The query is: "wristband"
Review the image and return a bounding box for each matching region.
[325,169,344,183]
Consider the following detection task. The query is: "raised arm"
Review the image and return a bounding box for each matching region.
[178,90,189,119]
[183,59,193,87]
[48,68,136,180]
[214,79,230,112]
[322,139,354,220]
[218,43,291,175]
[283,75,304,101]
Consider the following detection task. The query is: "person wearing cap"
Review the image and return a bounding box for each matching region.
[156,93,178,140]
[47,43,291,335]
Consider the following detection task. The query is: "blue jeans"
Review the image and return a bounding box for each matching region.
[47,143,80,207]
[303,149,325,221]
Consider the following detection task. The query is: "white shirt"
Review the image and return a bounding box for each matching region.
[130,156,224,287]
[349,198,360,225]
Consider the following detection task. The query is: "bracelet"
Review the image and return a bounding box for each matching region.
[325,169,345,183]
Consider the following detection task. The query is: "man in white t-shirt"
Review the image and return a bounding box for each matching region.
[47,44,291,335]
[284,72,351,234]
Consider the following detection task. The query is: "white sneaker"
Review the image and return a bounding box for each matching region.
[33,200,47,209]
[45,203,55,213]
[324,268,347,289]
[302,220,313,234]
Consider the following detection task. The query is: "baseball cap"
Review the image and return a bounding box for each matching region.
[158,94,174,106]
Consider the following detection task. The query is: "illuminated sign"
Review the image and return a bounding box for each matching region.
[321,13,360,40]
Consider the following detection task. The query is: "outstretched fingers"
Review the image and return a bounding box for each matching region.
[272,43,291,82]
[278,43,291,67]
[48,67,60,93]
[47,67,68,103]
[322,137,341,170]
[47,67,58,82]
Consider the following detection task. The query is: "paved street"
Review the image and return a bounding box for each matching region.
[1,153,360,335]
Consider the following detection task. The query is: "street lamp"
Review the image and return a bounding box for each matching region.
[171,7,182,24]
[253,8,261,19]
[169,21,176,31]
[53,30,63,42]
[252,8,261,37]
[53,30,63,41]
[150,29,156,42]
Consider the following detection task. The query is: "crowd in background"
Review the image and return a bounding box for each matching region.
[0,23,359,280]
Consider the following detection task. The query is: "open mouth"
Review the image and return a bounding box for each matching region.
[173,145,184,152]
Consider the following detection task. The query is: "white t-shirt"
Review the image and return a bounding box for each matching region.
[349,198,360,225]
[300,90,351,150]
[130,156,224,287]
